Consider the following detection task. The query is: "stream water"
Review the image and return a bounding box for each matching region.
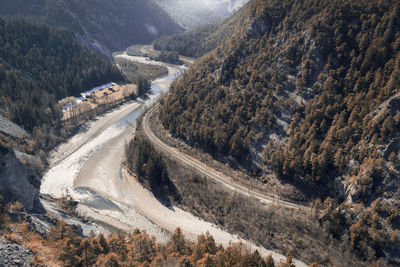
[39,53,306,266]
[40,55,185,239]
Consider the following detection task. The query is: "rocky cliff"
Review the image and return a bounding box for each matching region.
[0,145,42,212]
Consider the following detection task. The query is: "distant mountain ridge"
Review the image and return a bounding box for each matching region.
[0,0,183,56]
[202,0,249,18]
[153,0,250,58]
[154,0,249,29]
[153,0,222,29]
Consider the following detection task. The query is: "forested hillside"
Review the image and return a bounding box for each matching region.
[125,135,177,203]
[202,0,249,19]
[153,0,248,30]
[160,0,400,264]
[153,1,249,58]
[0,17,123,135]
[153,0,222,29]
[0,0,183,54]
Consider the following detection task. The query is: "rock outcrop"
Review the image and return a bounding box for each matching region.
[0,238,33,267]
[0,145,42,212]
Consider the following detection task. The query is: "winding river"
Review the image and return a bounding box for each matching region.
[40,54,306,267]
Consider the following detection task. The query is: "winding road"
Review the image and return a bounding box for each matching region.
[41,52,307,267]
[143,104,310,211]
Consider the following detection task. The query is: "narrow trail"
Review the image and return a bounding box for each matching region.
[143,103,311,212]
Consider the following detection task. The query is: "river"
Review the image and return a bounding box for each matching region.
[40,54,306,266]
[40,55,184,239]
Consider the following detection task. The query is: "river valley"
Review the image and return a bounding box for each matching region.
[40,53,306,266]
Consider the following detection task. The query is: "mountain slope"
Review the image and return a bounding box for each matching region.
[160,0,400,264]
[153,0,222,29]
[0,17,125,212]
[0,0,183,54]
[0,17,123,133]
[153,0,249,30]
[153,1,249,58]
[202,0,249,18]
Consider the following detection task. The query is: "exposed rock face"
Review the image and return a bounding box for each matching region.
[388,96,400,115]
[384,138,400,159]
[0,115,28,140]
[0,146,41,212]
[248,15,271,39]
[0,238,33,267]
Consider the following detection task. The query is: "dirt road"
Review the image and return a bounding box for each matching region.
[41,55,307,266]
[143,104,310,212]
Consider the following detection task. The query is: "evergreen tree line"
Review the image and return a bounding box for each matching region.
[159,0,400,264]
[125,134,177,203]
[114,57,168,84]
[137,79,151,97]
[155,50,182,65]
[153,24,218,58]
[0,0,183,52]
[0,17,124,133]
[5,214,294,267]
[160,0,400,195]
[152,5,247,59]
